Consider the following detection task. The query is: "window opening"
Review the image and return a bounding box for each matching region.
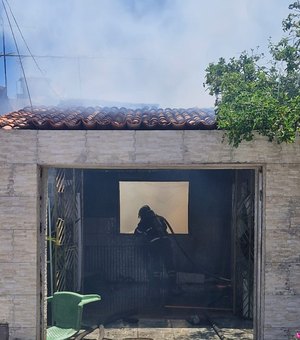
[119,181,189,234]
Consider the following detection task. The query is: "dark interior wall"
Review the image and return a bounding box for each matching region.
[84,169,192,218]
[84,170,119,218]
[83,169,233,282]
[188,171,233,276]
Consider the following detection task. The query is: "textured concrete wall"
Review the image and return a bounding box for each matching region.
[0,129,299,339]
[264,164,300,340]
[0,131,39,339]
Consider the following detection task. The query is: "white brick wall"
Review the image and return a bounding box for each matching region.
[0,129,299,339]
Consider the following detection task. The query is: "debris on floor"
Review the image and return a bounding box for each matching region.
[81,317,253,340]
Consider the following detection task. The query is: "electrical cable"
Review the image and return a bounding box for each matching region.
[1,0,32,108]
[3,0,62,101]
[4,0,43,75]
[0,53,146,61]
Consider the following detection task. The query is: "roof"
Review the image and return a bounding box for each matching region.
[0,106,216,130]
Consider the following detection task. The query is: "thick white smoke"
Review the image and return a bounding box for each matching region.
[1,0,290,108]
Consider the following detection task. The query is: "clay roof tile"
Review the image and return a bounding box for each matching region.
[0,106,216,130]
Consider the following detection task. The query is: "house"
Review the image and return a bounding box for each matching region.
[0,106,299,339]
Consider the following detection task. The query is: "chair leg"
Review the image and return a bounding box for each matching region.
[74,325,98,339]
[98,325,104,340]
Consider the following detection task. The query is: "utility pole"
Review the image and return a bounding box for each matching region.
[0,7,13,115]
[1,12,8,91]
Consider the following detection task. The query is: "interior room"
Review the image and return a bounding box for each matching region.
[47,168,255,338]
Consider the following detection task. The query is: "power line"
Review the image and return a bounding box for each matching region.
[1,0,32,108]
[1,16,7,88]
[4,0,44,75]
[0,2,146,104]
[0,53,146,61]
[1,1,63,101]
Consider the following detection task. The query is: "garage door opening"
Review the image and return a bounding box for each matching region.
[46,168,258,339]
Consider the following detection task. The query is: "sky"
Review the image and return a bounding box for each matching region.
[0,0,291,109]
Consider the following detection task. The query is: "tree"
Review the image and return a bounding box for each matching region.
[204,2,300,147]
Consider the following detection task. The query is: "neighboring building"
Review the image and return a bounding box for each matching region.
[0,86,12,115]
[0,107,299,340]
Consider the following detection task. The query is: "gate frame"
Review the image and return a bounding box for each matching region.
[39,164,265,340]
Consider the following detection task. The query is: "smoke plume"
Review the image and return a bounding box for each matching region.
[1,0,289,108]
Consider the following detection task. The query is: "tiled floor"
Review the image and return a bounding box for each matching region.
[83,317,253,340]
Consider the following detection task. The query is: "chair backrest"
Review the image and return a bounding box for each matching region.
[51,292,83,330]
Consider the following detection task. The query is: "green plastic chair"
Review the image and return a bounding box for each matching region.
[47,291,101,340]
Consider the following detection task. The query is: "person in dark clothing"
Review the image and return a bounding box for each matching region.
[134,205,178,295]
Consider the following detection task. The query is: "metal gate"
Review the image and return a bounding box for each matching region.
[47,168,83,294]
[232,170,255,319]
